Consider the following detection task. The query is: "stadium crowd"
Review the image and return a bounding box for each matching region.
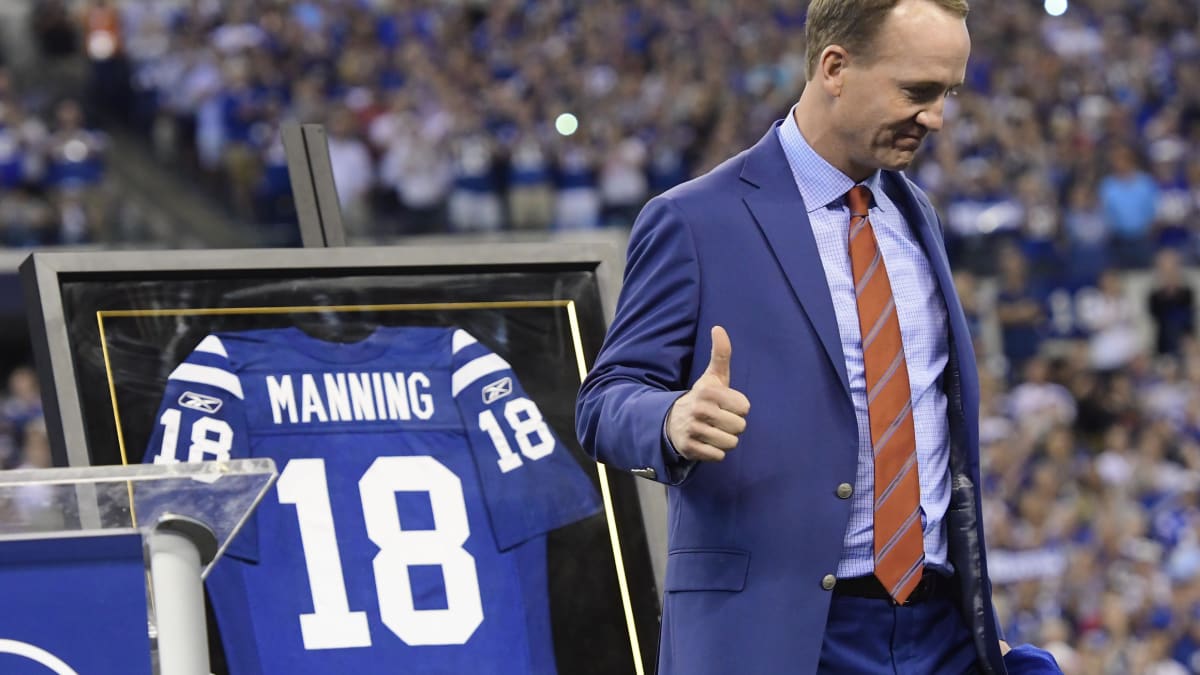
[0,0,1196,672]
[92,0,1200,263]
[0,65,113,246]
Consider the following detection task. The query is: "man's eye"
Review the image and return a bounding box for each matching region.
[907,87,953,102]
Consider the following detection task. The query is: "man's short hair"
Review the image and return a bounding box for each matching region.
[804,0,970,79]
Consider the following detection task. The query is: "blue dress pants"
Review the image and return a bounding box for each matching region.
[818,590,978,674]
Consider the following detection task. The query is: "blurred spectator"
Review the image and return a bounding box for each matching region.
[505,121,554,231]
[249,107,294,230]
[3,367,44,450]
[1141,357,1191,430]
[1012,170,1062,282]
[218,58,264,222]
[1009,357,1077,439]
[554,132,602,230]
[81,0,121,65]
[1099,144,1159,269]
[1077,269,1142,373]
[325,107,374,238]
[1149,142,1191,253]
[1174,606,1200,673]
[81,0,132,120]
[14,417,52,471]
[1148,249,1195,357]
[374,102,453,234]
[599,131,649,227]
[0,83,56,246]
[647,127,690,197]
[30,0,78,61]
[995,246,1046,377]
[1068,367,1113,439]
[9,417,65,532]
[44,99,109,243]
[953,268,983,344]
[448,127,503,233]
[1062,182,1108,288]
[0,94,50,188]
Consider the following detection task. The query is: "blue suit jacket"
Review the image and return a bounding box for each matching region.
[577,123,1008,674]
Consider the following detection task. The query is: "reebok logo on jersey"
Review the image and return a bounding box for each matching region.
[179,391,223,414]
[482,377,513,404]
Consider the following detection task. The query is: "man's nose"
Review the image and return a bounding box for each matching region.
[916,101,946,132]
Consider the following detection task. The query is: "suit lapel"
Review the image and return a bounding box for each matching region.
[740,128,851,400]
[882,171,981,463]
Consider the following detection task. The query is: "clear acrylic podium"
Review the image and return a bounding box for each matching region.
[0,459,277,675]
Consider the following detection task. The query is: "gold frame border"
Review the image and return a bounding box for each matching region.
[98,300,644,675]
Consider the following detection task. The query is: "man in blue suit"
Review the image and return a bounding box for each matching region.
[577,1,1060,673]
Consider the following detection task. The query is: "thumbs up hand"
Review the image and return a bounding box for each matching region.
[666,326,751,462]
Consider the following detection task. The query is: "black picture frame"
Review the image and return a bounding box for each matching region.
[20,242,661,675]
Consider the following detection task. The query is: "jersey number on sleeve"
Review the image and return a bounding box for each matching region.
[152,409,232,463]
[478,397,555,473]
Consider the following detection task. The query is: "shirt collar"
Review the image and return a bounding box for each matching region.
[776,105,885,214]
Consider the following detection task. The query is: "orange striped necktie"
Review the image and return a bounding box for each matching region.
[846,185,925,604]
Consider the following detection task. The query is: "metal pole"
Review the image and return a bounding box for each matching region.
[148,515,216,675]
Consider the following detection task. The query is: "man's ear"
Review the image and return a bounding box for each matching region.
[818,45,850,97]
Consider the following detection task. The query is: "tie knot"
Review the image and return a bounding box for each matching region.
[847,185,872,216]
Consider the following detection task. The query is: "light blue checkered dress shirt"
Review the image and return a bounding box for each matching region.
[776,112,952,578]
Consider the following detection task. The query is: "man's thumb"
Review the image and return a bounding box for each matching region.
[704,325,732,385]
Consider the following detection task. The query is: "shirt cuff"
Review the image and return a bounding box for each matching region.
[661,397,691,465]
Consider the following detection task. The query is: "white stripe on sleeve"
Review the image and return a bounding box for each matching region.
[194,335,228,357]
[452,329,477,354]
[451,353,509,396]
[168,363,245,400]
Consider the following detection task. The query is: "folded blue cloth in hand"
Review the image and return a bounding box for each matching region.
[1003,644,1063,674]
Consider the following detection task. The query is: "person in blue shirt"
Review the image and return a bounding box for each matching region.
[1098,144,1159,269]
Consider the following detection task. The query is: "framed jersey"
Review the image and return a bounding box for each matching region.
[21,243,659,675]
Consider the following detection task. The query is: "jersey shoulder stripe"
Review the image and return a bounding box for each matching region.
[167,362,245,399]
[194,335,229,357]
[451,353,510,396]
[451,329,477,353]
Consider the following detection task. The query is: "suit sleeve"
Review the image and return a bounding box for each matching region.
[576,195,700,485]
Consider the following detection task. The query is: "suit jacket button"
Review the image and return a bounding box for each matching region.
[836,483,853,499]
[821,574,837,591]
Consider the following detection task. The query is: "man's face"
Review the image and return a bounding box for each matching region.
[831,0,970,176]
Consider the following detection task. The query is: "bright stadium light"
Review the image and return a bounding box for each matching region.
[1044,0,1068,16]
[555,113,579,136]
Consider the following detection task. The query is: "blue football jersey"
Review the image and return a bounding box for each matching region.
[142,326,601,674]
